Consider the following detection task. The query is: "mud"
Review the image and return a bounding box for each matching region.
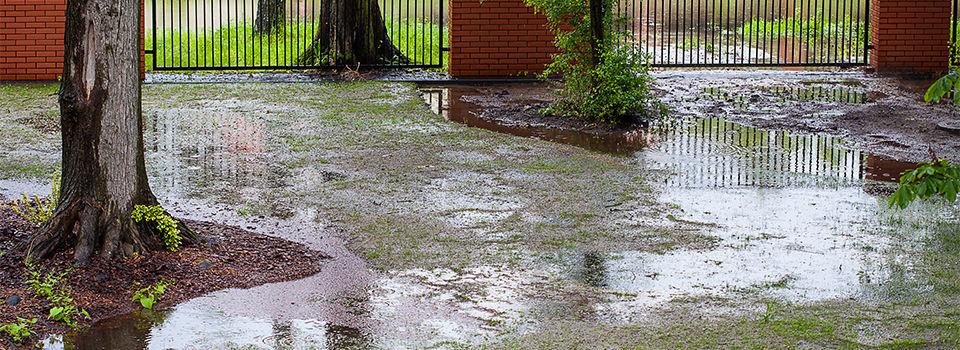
[656,69,960,163]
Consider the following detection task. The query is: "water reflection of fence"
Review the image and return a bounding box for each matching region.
[615,0,870,67]
[146,0,446,70]
[655,117,867,187]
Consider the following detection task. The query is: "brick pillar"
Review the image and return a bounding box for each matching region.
[0,0,145,82]
[0,0,66,81]
[449,0,556,77]
[870,0,952,74]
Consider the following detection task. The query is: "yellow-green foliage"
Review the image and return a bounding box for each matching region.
[0,318,37,343]
[131,205,182,251]
[10,173,59,226]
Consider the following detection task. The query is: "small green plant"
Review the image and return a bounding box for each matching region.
[10,173,60,226]
[132,279,171,309]
[0,318,37,343]
[236,199,252,216]
[131,205,182,251]
[889,157,960,209]
[24,261,69,299]
[23,262,88,328]
[48,294,89,328]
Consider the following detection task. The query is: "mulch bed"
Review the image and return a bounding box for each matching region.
[0,202,328,349]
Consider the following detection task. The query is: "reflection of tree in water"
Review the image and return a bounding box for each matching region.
[65,309,171,349]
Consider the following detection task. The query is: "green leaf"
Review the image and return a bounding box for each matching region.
[925,75,955,103]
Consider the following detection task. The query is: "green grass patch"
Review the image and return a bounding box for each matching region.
[145,19,447,70]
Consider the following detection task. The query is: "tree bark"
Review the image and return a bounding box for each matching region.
[22,0,193,261]
[254,0,285,35]
[296,0,408,66]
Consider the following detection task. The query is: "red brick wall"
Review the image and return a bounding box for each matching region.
[0,0,144,82]
[0,0,66,81]
[449,0,556,77]
[870,0,952,74]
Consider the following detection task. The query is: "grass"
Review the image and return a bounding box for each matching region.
[735,10,868,62]
[144,19,447,70]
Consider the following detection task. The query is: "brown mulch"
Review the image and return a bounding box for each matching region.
[0,202,328,349]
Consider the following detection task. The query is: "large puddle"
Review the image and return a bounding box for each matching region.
[419,84,922,311]
[37,82,933,349]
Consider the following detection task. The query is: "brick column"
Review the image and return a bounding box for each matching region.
[870,0,952,74]
[0,0,145,82]
[449,0,556,77]
[0,0,66,81]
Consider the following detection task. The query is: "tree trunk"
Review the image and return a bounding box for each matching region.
[254,0,285,35]
[22,0,193,261]
[588,0,605,68]
[296,0,408,66]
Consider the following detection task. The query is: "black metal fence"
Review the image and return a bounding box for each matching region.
[616,0,871,67]
[145,0,447,70]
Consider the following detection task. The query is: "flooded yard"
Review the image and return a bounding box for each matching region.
[1,73,958,348]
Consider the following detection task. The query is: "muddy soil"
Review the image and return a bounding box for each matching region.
[446,70,960,164]
[0,198,326,349]
[656,70,960,163]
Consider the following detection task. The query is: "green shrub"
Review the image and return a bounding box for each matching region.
[131,205,182,251]
[525,0,666,125]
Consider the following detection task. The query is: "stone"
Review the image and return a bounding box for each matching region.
[937,120,960,135]
[200,261,214,269]
[6,295,20,306]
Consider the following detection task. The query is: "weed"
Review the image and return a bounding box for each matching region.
[0,318,37,343]
[132,279,171,309]
[131,205,182,251]
[9,172,60,226]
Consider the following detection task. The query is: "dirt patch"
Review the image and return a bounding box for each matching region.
[0,200,328,349]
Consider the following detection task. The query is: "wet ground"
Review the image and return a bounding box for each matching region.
[0,73,958,348]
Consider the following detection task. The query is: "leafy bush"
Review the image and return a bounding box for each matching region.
[0,318,37,343]
[131,205,182,251]
[132,279,171,309]
[889,159,960,209]
[525,0,666,125]
[10,173,60,226]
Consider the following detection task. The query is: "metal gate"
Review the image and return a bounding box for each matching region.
[145,0,447,70]
[617,0,871,67]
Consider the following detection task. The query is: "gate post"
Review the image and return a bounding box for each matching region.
[870,0,952,74]
[448,0,556,77]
